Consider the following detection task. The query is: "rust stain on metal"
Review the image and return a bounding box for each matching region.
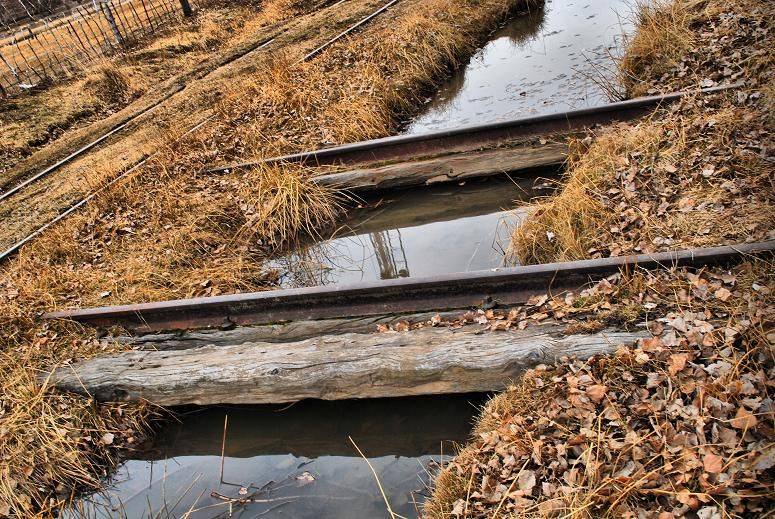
[44,240,774,333]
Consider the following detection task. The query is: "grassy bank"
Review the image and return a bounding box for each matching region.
[425,263,774,517]
[426,0,774,516]
[511,0,773,264]
[0,0,319,180]
[0,0,540,515]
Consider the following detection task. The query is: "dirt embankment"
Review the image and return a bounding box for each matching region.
[425,0,774,517]
[0,0,542,516]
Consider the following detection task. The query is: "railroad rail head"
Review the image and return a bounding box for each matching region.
[207,82,743,172]
[43,240,774,333]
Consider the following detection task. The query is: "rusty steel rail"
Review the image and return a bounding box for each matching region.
[44,240,774,333]
[300,0,399,62]
[207,82,742,172]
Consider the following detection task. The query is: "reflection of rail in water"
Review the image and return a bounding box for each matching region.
[370,229,409,280]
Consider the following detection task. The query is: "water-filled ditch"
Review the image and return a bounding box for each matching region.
[75,1,636,515]
[407,0,634,133]
[70,395,487,518]
[267,175,548,288]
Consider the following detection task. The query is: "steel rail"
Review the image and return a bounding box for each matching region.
[206,82,743,172]
[300,0,399,62]
[44,240,775,333]
[0,113,216,263]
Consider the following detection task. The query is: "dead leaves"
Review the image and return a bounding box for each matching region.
[434,262,774,517]
[730,407,757,430]
[702,454,723,474]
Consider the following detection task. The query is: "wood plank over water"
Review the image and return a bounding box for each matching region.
[313,142,567,191]
[44,325,648,405]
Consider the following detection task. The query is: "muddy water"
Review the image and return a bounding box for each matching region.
[269,176,547,288]
[71,394,487,518]
[407,0,634,133]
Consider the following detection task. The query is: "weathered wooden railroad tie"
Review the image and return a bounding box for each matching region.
[42,240,774,406]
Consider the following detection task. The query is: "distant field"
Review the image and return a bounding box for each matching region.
[0,0,197,94]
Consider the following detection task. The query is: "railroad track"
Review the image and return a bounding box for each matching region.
[0,82,743,263]
[0,0,403,262]
[0,0,367,203]
[208,83,742,171]
[45,240,775,333]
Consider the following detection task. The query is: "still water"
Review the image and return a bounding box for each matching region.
[407,0,634,133]
[268,176,545,288]
[71,395,487,518]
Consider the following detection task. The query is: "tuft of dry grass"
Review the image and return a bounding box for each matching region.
[619,0,696,96]
[236,164,342,248]
[83,63,136,107]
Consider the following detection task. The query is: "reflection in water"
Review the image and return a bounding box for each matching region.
[70,395,487,519]
[270,176,543,288]
[407,0,634,133]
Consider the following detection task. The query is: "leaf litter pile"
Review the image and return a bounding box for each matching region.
[424,263,773,517]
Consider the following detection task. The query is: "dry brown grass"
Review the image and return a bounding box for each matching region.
[0,292,156,517]
[236,164,343,248]
[510,99,773,265]
[83,63,136,106]
[619,0,696,96]
[510,117,676,264]
[0,0,292,175]
[0,1,544,514]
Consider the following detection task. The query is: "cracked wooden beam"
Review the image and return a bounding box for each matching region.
[43,325,648,406]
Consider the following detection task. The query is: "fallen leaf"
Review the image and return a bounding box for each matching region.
[714,287,732,301]
[518,470,536,493]
[730,407,757,430]
[586,385,608,403]
[394,320,410,332]
[668,353,688,375]
[296,471,315,482]
[703,453,723,474]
